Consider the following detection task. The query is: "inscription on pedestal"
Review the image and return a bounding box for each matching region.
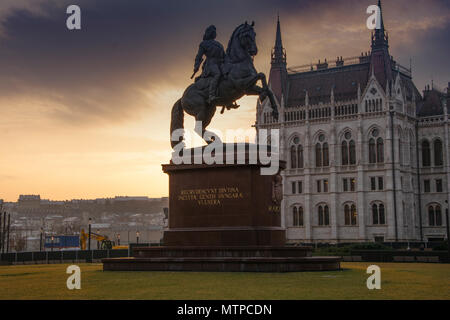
[177,187,245,206]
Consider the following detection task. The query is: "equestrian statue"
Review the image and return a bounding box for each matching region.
[170,22,278,148]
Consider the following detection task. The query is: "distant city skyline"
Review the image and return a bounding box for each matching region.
[1,194,168,203]
[0,0,449,202]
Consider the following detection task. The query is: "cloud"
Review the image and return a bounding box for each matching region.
[0,0,449,128]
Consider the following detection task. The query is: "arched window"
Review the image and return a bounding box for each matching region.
[434,139,443,166]
[323,143,329,166]
[369,129,384,164]
[293,206,298,226]
[315,134,329,167]
[428,204,442,226]
[297,145,304,168]
[345,204,357,226]
[318,206,324,225]
[349,140,356,164]
[315,143,322,167]
[290,137,304,169]
[292,206,304,227]
[372,203,385,225]
[344,204,350,225]
[324,205,330,225]
[422,140,431,167]
[376,138,384,163]
[318,204,330,226]
[351,204,357,225]
[341,141,349,165]
[290,145,297,169]
[298,207,304,227]
[369,138,376,163]
[341,131,356,165]
[409,132,415,165]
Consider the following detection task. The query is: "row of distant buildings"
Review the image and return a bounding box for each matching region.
[0,195,168,251]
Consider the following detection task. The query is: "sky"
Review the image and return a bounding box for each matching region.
[0,0,449,202]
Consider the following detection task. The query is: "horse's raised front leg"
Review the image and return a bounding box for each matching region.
[253,73,279,120]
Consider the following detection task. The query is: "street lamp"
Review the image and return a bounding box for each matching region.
[117,233,121,246]
[445,200,449,260]
[136,231,140,244]
[87,218,92,263]
[96,229,100,249]
[39,227,43,252]
[51,236,54,252]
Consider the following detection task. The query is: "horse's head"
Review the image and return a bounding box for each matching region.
[226,21,258,62]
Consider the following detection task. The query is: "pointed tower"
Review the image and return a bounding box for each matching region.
[269,15,288,103]
[370,0,392,90]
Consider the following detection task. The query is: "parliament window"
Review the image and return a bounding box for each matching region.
[315,134,329,167]
[318,205,330,226]
[434,139,443,166]
[350,178,356,191]
[372,203,386,225]
[317,179,328,193]
[293,206,304,227]
[298,181,303,194]
[344,204,357,226]
[290,137,304,169]
[368,129,384,164]
[436,179,443,193]
[378,177,384,190]
[292,181,296,194]
[428,204,442,226]
[343,178,356,192]
[422,140,431,167]
[424,180,431,193]
[370,177,376,191]
[341,131,356,165]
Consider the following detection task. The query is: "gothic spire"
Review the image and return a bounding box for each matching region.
[269,14,287,103]
[271,14,286,66]
[378,0,385,33]
[369,0,392,90]
[372,0,388,50]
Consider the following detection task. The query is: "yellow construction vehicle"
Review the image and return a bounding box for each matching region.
[80,229,116,250]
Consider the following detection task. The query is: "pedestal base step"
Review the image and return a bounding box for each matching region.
[102,256,341,272]
[133,246,312,258]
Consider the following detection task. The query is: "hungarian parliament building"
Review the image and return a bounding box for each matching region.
[256,4,449,243]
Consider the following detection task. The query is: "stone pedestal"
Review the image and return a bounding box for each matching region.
[162,159,285,246]
[103,144,341,272]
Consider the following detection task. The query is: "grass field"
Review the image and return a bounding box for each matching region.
[0,262,449,300]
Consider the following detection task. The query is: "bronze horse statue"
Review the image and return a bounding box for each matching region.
[170,22,278,148]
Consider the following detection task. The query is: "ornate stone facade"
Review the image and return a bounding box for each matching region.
[256,9,450,243]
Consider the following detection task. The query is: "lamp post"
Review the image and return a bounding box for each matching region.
[136,231,140,244]
[117,234,120,246]
[96,229,100,250]
[51,236,54,252]
[39,227,43,252]
[445,200,449,261]
[87,218,92,263]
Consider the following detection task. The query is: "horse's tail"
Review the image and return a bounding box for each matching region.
[170,99,184,148]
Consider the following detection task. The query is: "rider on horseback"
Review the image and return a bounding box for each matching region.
[192,25,225,104]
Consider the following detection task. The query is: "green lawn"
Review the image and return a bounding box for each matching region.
[0,262,449,300]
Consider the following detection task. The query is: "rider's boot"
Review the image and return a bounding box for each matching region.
[207,75,220,104]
